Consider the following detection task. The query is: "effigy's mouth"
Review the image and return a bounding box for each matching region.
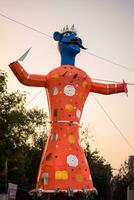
[63,40,87,50]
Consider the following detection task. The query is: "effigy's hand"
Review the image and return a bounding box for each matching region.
[123,80,128,96]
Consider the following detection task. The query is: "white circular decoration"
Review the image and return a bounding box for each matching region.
[67,154,78,167]
[64,85,76,96]
[76,109,81,118]
[51,87,59,96]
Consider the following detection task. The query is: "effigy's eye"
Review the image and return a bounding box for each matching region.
[63,33,70,37]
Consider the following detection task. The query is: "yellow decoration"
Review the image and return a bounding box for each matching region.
[55,170,68,180]
[68,135,76,144]
[65,104,73,112]
[51,74,59,80]
[76,174,83,182]
[82,81,89,88]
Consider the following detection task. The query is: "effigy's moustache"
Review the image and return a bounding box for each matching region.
[79,44,87,50]
[63,41,87,50]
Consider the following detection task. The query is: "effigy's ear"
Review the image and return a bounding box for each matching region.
[53,32,62,41]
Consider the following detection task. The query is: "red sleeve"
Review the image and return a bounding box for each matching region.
[90,81,125,95]
[9,61,47,87]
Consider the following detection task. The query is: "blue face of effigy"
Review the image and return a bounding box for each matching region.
[53,30,86,66]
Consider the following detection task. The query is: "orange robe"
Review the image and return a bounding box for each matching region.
[9,62,125,194]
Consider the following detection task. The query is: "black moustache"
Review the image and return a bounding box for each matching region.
[63,41,87,50]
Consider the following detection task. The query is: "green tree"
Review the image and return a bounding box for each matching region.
[0,70,48,192]
[111,160,134,200]
[85,144,112,200]
[80,126,113,200]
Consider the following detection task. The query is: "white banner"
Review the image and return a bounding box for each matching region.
[7,183,18,200]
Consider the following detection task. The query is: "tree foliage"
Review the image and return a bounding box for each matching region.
[111,160,134,200]
[0,70,48,192]
[80,126,113,200]
[84,145,112,200]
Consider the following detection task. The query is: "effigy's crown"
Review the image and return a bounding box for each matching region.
[61,24,77,34]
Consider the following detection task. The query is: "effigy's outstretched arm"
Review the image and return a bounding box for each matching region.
[90,80,128,95]
[9,61,47,87]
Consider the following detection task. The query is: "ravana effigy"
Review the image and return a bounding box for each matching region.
[9,25,128,199]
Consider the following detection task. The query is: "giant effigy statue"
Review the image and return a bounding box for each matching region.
[9,25,128,199]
